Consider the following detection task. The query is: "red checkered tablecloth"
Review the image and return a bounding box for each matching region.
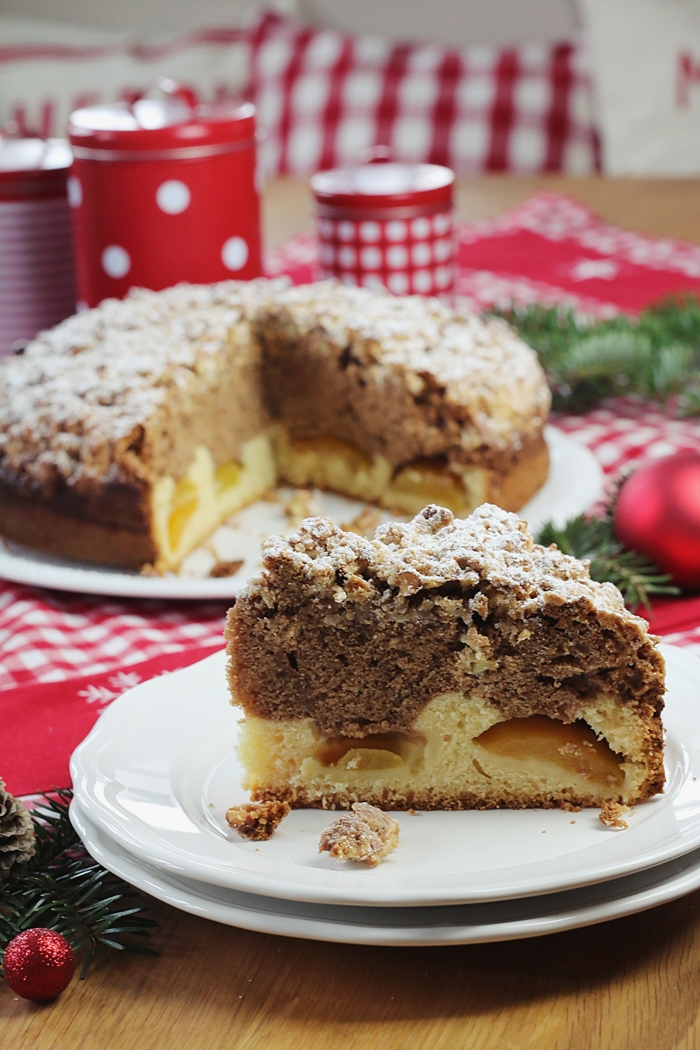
[4,190,700,795]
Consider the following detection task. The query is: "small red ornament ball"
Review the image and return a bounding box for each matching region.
[615,451,700,590]
[3,928,75,1002]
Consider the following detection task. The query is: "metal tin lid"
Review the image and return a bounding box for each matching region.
[311,162,454,216]
[0,138,72,199]
[68,99,256,161]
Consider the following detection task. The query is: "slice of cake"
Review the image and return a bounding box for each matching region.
[0,281,550,573]
[226,504,665,811]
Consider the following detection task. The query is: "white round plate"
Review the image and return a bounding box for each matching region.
[0,428,601,599]
[71,643,700,908]
[71,802,700,946]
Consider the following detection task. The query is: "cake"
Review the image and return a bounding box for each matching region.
[225,504,666,811]
[0,281,550,572]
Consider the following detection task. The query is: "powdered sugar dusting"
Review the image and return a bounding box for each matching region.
[0,281,275,491]
[258,503,636,623]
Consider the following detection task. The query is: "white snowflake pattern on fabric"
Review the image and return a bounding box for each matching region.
[78,684,119,706]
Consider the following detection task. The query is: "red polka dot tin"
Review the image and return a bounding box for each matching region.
[0,138,76,357]
[311,161,455,298]
[68,96,262,308]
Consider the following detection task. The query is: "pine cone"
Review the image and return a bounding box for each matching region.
[0,778,36,880]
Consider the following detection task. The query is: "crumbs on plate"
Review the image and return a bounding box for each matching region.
[341,506,383,537]
[226,800,290,840]
[319,803,399,867]
[599,801,629,830]
[283,488,322,527]
[209,559,244,578]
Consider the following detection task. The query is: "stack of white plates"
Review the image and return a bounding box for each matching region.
[70,644,700,946]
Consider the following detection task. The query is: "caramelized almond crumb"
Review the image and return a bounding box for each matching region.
[599,801,629,830]
[319,803,399,866]
[226,800,290,840]
[210,559,244,578]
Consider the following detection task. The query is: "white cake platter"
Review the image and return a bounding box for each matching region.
[70,802,700,947]
[0,427,602,599]
[71,643,700,909]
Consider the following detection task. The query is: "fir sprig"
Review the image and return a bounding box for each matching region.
[492,295,700,414]
[0,790,158,978]
[535,499,680,610]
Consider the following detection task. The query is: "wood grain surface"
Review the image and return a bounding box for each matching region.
[4,176,700,1049]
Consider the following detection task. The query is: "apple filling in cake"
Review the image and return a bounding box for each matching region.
[226,504,666,811]
[150,435,275,572]
[273,431,550,518]
[237,693,651,810]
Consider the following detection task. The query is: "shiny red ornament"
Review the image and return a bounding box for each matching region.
[2,928,75,1002]
[614,451,700,590]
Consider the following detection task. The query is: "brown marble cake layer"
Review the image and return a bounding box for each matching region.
[226,504,665,808]
[257,282,550,475]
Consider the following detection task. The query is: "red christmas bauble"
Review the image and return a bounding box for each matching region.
[614,451,700,589]
[3,928,75,1002]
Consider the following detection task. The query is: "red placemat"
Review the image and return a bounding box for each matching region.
[266,191,700,317]
[4,190,700,795]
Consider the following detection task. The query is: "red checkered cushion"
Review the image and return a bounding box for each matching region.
[247,13,600,177]
[0,13,599,178]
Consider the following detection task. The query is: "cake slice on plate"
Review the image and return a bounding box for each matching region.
[226,504,665,810]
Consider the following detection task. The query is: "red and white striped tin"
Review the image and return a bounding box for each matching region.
[68,96,262,308]
[0,138,76,358]
[311,161,456,298]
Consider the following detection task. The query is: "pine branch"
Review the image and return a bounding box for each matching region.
[0,790,159,977]
[492,296,700,414]
[535,513,679,610]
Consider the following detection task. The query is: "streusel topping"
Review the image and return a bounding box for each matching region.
[255,503,633,623]
[0,281,273,489]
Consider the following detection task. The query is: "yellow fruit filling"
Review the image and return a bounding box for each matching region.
[272,429,488,517]
[314,731,427,771]
[389,458,480,518]
[151,433,276,572]
[236,692,650,808]
[475,715,624,788]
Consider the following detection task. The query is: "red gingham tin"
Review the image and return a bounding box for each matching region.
[0,138,76,358]
[311,161,455,297]
[68,95,262,308]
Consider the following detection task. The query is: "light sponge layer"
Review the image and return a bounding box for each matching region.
[237,691,659,811]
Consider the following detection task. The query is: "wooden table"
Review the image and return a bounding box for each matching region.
[5,176,700,1050]
[263,174,700,247]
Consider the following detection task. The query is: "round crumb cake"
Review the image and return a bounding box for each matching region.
[0,281,550,571]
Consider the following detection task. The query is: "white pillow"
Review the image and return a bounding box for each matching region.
[0,15,251,137]
[579,0,700,175]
